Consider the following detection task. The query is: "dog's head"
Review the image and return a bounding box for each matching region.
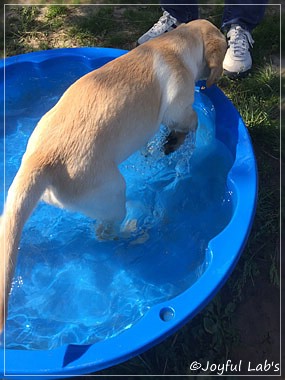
[189,20,228,87]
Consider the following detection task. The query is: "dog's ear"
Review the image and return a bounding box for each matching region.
[201,27,227,87]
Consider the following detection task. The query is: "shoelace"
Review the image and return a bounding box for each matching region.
[227,26,254,57]
[149,11,177,35]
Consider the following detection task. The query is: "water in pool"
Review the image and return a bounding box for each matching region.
[1,61,234,350]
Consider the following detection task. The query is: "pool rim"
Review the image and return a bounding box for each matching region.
[0,47,258,377]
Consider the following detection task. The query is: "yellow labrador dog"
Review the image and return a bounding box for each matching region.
[0,20,227,332]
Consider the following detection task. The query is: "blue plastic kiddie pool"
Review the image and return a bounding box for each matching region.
[0,48,257,377]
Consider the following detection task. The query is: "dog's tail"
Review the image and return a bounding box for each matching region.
[0,153,49,333]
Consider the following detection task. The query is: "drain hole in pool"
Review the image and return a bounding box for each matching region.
[160,307,175,322]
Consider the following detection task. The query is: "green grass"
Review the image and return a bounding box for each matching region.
[3,3,281,376]
[45,5,69,19]
[68,5,162,49]
[68,6,119,47]
[7,5,41,34]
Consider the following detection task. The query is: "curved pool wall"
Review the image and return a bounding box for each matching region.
[0,48,258,378]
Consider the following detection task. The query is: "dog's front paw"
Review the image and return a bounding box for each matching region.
[163,131,187,155]
[163,132,179,155]
[95,221,119,242]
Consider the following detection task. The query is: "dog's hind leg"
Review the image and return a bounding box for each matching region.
[87,165,127,241]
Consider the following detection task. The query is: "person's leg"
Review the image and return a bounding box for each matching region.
[222,1,268,78]
[162,1,199,23]
[222,1,267,32]
[137,2,198,45]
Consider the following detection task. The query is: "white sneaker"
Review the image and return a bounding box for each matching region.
[223,25,254,78]
[137,11,179,45]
